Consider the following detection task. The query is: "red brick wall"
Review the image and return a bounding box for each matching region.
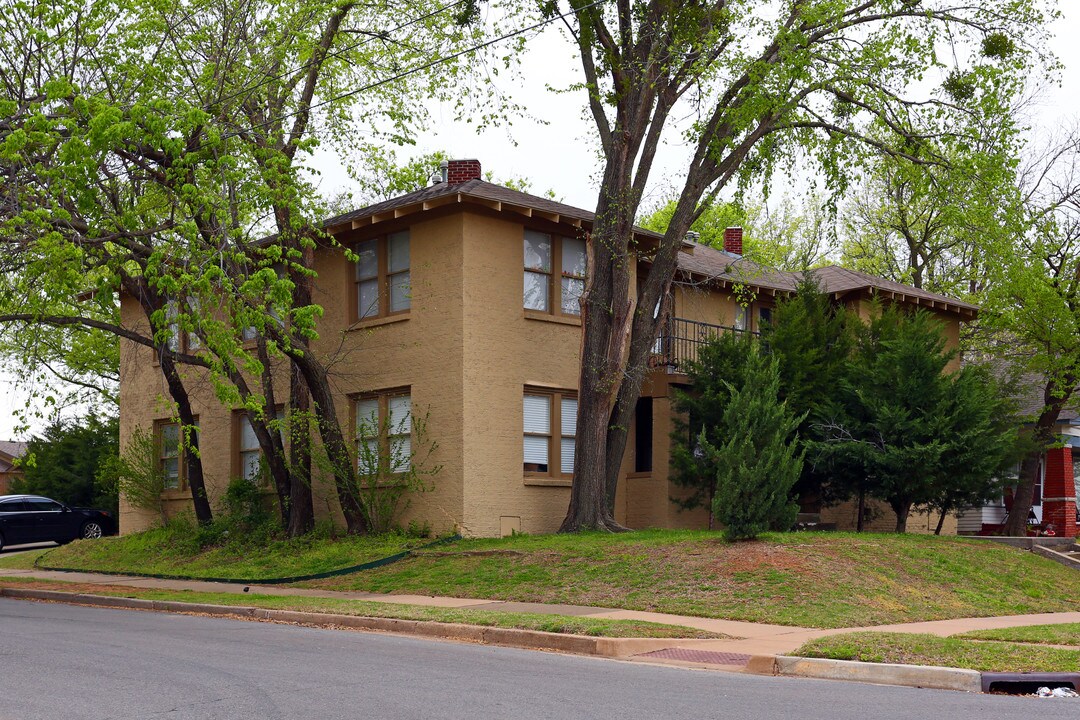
[1043,447,1077,537]
[447,159,481,185]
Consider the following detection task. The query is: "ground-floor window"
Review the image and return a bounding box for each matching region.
[524,389,577,477]
[156,419,198,490]
[354,391,412,474]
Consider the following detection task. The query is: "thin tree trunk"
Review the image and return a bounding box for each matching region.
[287,359,314,537]
[934,509,947,535]
[286,349,368,534]
[252,339,291,528]
[1005,379,1073,536]
[158,354,213,525]
[856,488,865,532]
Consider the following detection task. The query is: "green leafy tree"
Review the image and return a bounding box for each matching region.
[979,130,1080,536]
[11,413,119,514]
[640,194,835,271]
[839,136,1017,298]
[0,0,502,535]
[700,350,803,540]
[552,0,1052,531]
[105,425,167,526]
[817,306,952,531]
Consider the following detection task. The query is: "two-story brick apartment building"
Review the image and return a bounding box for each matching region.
[119,159,980,537]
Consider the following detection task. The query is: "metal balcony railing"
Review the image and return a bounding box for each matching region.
[651,317,756,371]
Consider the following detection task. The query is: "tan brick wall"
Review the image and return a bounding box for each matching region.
[819,500,959,535]
[117,204,973,538]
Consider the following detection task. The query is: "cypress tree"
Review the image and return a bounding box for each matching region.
[700,350,803,540]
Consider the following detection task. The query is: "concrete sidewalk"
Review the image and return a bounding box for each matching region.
[5,565,1080,662]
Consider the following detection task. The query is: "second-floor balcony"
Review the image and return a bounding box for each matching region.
[650,317,757,372]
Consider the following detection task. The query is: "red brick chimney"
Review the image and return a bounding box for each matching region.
[445,159,482,185]
[723,227,743,256]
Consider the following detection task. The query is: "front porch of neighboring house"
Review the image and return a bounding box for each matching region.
[957,444,1080,538]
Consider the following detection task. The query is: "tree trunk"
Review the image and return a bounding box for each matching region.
[1005,451,1042,536]
[892,500,911,533]
[158,354,213,525]
[252,340,291,528]
[1004,380,1073,536]
[934,508,947,535]
[287,349,368,534]
[856,488,866,532]
[287,359,315,537]
[601,192,696,507]
[560,161,637,533]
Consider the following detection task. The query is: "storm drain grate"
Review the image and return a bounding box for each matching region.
[637,648,752,665]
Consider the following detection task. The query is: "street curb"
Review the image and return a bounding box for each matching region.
[745,654,982,693]
[0,587,673,659]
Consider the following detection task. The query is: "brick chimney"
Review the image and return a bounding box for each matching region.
[723,227,743,256]
[446,159,482,185]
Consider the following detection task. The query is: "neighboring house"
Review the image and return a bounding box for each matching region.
[0,441,28,494]
[956,383,1079,538]
[118,159,978,537]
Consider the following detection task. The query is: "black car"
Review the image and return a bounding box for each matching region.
[0,495,116,551]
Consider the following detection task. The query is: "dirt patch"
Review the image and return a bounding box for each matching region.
[705,542,820,577]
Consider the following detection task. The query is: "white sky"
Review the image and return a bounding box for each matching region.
[1,3,1078,439]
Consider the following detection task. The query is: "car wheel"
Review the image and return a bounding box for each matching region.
[81,522,104,540]
[0,532,5,552]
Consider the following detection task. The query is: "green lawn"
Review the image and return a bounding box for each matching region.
[0,577,718,639]
[958,623,1080,647]
[14,528,1080,629]
[19,526,423,580]
[794,631,1080,673]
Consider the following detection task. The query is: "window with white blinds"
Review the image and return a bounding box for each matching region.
[523,389,577,478]
[355,391,412,474]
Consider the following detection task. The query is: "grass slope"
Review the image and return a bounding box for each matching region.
[14,528,1080,628]
[23,528,422,580]
[795,632,1080,673]
[959,623,1080,647]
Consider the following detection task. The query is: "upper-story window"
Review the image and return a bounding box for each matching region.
[523,230,586,316]
[164,298,201,353]
[355,230,410,320]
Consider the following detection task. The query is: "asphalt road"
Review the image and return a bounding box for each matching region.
[1,598,1075,720]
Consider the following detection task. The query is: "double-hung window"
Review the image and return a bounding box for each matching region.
[235,410,285,483]
[523,231,586,316]
[355,231,410,320]
[523,390,577,478]
[163,298,202,353]
[157,420,198,490]
[355,392,412,475]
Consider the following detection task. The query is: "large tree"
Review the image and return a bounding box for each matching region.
[555,0,1052,531]
[980,128,1080,536]
[0,0,492,534]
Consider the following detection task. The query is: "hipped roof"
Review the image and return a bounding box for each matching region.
[323,179,977,317]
